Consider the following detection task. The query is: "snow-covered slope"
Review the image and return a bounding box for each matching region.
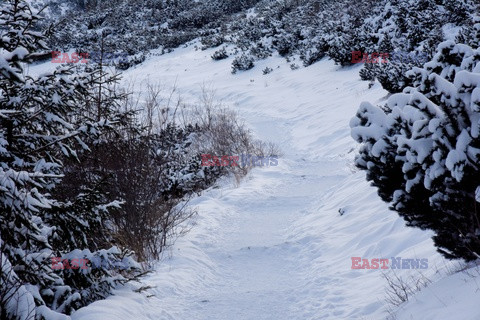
[60,43,480,319]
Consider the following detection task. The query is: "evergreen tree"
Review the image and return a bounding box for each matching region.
[351,41,480,260]
[0,1,139,318]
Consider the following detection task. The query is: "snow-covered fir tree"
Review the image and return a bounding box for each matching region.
[0,1,140,318]
[351,41,480,261]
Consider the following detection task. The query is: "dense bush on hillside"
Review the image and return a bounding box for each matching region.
[231,54,255,73]
[351,41,480,261]
[39,0,478,87]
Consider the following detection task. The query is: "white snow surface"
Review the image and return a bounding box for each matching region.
[29,43,480,319]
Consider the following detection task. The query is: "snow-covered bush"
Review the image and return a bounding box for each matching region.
[350,41,480,261]
[211,47,229,60]
[359,63,376,82]
[366,61,417,93]
[231,54,254,73]
[457,22,480,49]
[299,41,328,67]
[262,66,273,74]
[116,52,146,70]
[249,42,272,60]
[201,32,224,50]
[272,32,298,57]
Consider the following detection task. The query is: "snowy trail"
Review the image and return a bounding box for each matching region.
[70,44,449,320]
[165,157,341,319]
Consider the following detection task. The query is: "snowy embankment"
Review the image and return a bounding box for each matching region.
[56,43,480,319]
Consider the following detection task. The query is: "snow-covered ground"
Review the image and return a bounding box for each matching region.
[32,43,480,319]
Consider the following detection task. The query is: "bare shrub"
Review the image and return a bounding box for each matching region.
[382,269,432,307]
[183,85,281,174]
[72,124,204,262]
[251,140,283,158]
